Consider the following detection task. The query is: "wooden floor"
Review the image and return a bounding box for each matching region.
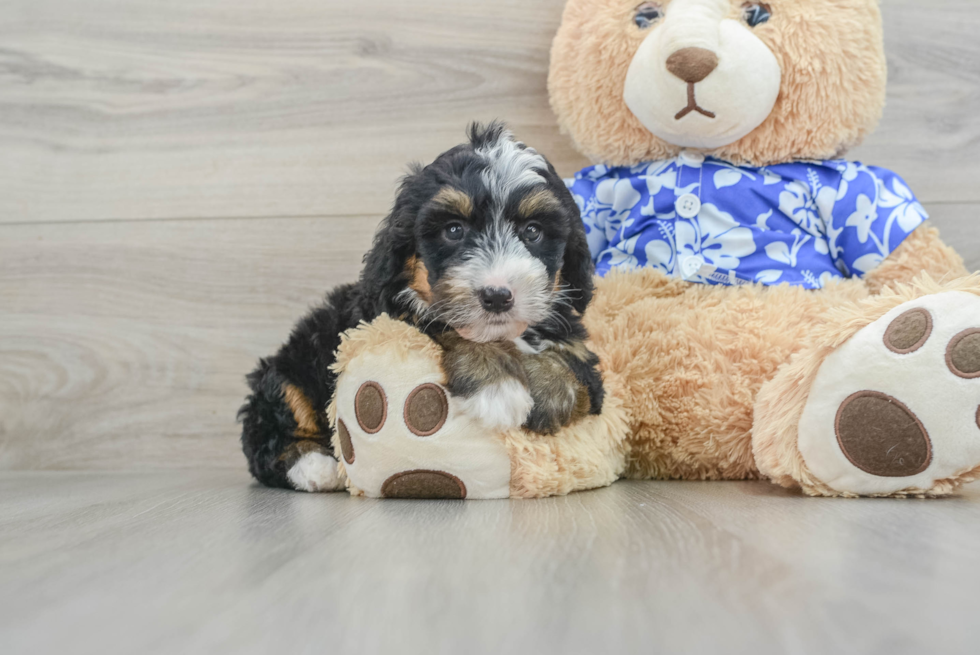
[2,471,980,655]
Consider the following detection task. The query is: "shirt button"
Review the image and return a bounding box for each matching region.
[676,194,701,219]
[681,255,706,280]
[679,150,706,166]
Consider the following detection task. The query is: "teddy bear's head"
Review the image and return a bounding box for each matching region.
[549,0,887,167]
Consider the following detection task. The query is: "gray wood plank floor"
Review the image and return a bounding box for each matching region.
[2,470,979,655]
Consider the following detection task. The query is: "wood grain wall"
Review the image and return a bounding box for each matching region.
[2,0,979,470]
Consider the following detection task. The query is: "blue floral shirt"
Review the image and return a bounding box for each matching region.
[567,153,928,288]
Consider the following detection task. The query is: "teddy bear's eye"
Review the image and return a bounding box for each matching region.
[742,3,772,27]
[633,2,662,29]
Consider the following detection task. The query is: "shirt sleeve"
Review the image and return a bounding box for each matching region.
[566,174,607,262]
[827,162,929,277]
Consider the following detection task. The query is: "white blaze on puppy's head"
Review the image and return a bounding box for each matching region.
[446,131,556,342]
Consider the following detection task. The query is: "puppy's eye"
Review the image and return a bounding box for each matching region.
[742,3,772,27]
[444,223,465,242]
[522,223,543,244]
[634,2,662,29]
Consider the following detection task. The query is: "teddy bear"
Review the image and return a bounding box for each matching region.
[327,0,980,499]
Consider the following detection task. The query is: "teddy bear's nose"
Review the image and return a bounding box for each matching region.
[666,47,719,84]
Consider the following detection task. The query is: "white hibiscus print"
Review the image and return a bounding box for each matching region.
[779,180,829,236]
[599,247,639,271]
[760,168,782,186]
[845,194,877,243]
[800,269,843,289]
[756,270,784,284]
[582,210,609,259]
[756,209,774,230]
[576,156,927,288]
[765,228,812,268]
[878,176,928,238]
[591,178,642,243]
[834,161,861,200]
[713,162,757,189]
[675,203,756,273]
[852,253,884,274]
[644,238,675,276]
[585,165,610,181]
[640,161,679,216]
[643,160,677,195]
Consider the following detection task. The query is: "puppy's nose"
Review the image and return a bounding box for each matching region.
[666,47,719,84]
[478,287,514,314]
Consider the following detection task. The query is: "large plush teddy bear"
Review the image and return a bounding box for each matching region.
[329,0,980,499]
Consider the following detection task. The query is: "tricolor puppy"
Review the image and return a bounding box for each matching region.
[240,123,604,492]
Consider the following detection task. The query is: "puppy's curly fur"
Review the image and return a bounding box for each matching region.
[239,123,604,491]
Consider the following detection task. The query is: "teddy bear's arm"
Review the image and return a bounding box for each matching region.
[862,225,967,294]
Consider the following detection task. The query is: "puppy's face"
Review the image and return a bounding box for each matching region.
[400,127,583,343]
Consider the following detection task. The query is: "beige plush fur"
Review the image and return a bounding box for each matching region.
[753,273,980,498]
[512,232,972,497]
[549,0,887,167]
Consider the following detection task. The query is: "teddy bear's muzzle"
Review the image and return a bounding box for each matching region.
[623,0,782,149]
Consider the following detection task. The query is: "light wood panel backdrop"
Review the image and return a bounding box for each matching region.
[1,0,979,470]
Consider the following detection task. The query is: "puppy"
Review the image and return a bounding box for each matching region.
[239,123,604,492]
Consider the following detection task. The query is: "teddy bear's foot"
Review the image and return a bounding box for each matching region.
[330,317,513,500]
[797,291,980,496]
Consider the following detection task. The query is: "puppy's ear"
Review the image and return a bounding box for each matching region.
[558,187,595,314]
[360,168,423,314]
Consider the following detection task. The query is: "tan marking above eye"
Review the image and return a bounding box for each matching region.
[432,187,473,218]
[518,189,561,218]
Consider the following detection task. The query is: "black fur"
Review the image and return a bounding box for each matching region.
[239,122,603,490]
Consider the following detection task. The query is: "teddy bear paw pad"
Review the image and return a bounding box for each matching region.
[332,346,512,499]
[380,470,467,499]
[798,291,980,495]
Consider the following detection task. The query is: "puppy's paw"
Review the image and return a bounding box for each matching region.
[286,452,345,493]
[524,386,582,435]
[457,379,534,432]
